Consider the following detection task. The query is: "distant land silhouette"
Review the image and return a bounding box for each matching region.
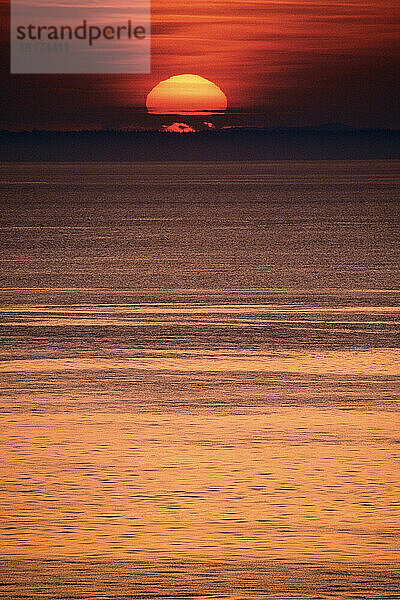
[1,126,400,161]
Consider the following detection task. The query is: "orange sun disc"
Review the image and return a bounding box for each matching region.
[146,74,228,115]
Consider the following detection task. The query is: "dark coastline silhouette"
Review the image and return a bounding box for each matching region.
[1,126,400,161]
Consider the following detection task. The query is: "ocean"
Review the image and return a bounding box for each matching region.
[0,161,399,598]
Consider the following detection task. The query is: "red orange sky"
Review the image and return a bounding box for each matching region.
[1,0,400,128]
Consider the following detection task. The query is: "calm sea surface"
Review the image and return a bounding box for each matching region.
[0,161,399,598]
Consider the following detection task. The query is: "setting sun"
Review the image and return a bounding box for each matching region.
[146,74,227,115]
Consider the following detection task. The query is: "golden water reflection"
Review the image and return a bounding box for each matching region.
[1,407,399,562]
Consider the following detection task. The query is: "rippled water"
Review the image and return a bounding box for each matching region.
[0,161,399,598]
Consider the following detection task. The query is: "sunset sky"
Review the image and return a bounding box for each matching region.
[1,0,400,129]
